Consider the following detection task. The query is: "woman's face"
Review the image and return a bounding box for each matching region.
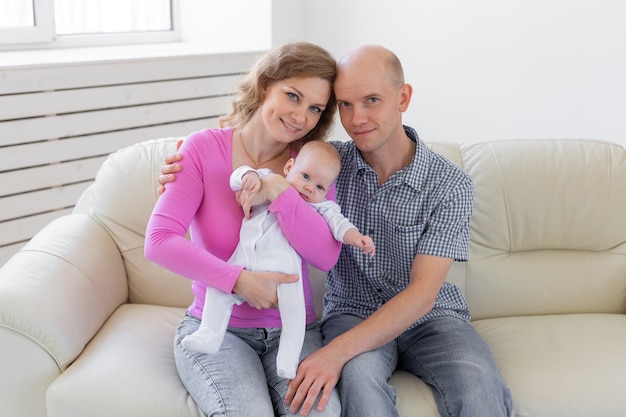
[260,76,332,144]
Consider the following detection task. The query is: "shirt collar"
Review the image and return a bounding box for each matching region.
[354,125,427,192]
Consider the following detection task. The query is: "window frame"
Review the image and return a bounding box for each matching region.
[0,0,180,50]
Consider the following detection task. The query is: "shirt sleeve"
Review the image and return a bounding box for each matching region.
[230,166,272,191]
[269,185,341,272]
[144,131,243,294]
[311,200,357,243]
[417,177,473,262]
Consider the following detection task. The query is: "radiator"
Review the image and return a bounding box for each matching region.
[0,49,259,265]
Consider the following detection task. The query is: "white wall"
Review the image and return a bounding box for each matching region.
[273,0,626,146]
[179,0,272,52]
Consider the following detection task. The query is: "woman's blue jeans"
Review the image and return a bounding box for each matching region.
[321,314,512,417]
[174,312,341,417]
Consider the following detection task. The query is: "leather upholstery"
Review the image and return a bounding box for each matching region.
[1,137,625,417]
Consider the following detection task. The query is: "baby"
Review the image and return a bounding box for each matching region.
[182,141,374,378]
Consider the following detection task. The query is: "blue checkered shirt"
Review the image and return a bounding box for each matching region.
[323,126,473,328]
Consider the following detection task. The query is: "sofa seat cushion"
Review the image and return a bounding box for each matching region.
[391,370,439,417]
[44,300,441,417]
[473,313,626,417]
[45,306,626,417]
[46,304,203,417]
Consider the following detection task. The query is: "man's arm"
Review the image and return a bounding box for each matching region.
[285,253,453,416]
[157,139,183,194]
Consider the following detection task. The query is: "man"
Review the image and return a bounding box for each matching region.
[160,45,512,417]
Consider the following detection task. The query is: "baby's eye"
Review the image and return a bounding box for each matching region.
[316,185,325,191]
[303,173,310,180]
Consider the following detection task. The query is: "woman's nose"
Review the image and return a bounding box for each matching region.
[292,107,305,124]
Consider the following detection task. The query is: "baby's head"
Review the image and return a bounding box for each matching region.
[284,141,341,203]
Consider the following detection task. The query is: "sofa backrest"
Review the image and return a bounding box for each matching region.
[78,137,626,320]
[433,139,626,320]
[76,137,194,307]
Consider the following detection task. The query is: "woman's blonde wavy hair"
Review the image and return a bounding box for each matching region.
[219,42,337,146]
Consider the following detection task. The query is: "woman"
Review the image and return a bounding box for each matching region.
[144,42,341,417]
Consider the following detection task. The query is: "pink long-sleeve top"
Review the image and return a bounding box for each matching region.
[145,127,341,328]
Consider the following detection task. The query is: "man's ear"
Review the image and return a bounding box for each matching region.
[399,83,413,112]
[283,158,295,176]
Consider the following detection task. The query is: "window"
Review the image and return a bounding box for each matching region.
[0,0,178,49]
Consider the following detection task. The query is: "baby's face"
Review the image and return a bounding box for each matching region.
[285,158,336,204]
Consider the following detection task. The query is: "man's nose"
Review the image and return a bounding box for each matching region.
[351,105,367,125]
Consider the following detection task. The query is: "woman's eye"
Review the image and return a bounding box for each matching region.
[311,106,322,113]
[288,92,298,100]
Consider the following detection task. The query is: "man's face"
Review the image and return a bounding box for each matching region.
[334,62,402,154]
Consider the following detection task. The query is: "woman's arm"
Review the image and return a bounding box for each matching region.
[155,143,340,273]
[145,133,243,294]
[242,174,341,271]
[147,132,301,309]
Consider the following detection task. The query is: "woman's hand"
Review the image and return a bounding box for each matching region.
[232,269,298,309]
[237,173,290,218]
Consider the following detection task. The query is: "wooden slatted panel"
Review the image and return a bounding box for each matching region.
[0,76,239,121]
[0,50,260,266]
[0,118,218,174]
[0,94,233,147]
[1,157,105,198]
[0,50,261,94]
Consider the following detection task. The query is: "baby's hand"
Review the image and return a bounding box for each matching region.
[241,171,261,192]
[359,236,375,257]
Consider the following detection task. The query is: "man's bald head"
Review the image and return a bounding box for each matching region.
[337,44,405,88]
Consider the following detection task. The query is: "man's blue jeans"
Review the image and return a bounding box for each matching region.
[321,314,512,417]
[174,312,341,417]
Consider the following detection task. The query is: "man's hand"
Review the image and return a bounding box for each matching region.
[285,344,345,416]
[157,139,184,195]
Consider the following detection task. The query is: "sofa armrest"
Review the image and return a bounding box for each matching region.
[0,214,128,417]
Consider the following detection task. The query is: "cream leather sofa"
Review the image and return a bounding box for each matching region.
[1,137,625,417]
